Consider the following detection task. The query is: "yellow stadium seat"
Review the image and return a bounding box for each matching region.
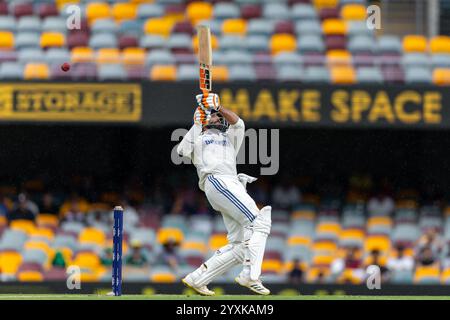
[186,1,213,23]
[341,4,367,21]
[193,34,219,53]
[339,228,364,240]
[73,252,101,270]
[150,65,177,81]
[283,260,308,273]
[313,0,338,9]
[36,214,59,228]
[414,265,440,283]
[222,19,247,35]
[10,219,36,234]
[56,0,80,10]
[364,235,390,252]
[24,241,53,261]
[17,271,44,282]
[96,48,121,64]
[327,50,352,67]
[40,32,65,48]
[306,267,330,283]
[0,31,14,49]
[287,236,311,246]
[312,254,334,266]
[181,241,207,253]
[211,65,229,82]
[157,227,184,244]
[71,47,95,63]
[80,271,100,282]
[291,210,316,221]
[330,66,356,84]
[433,68,450,85]
[322,19,347,36]
[209,234,228,251]
[30,228,55,241]
[24,63,50,80]
[151,272,176,283]
[0,251,22,274]
[316,222,340,235]
[86,2,111,25]
[122,48,146,65]
[312,241,337,253]
[367,216,392,227]
[441,268,450,284]
[364,254,387,266]
[270,34,297,55]
[79,227,106,246]
[403,35,428,53]
[144,18,175,37]
[112,3,137,22]
[337,268,363,284]
[430,36,450,53]
[261,259,282,273]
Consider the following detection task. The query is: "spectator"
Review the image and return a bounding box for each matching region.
[387,245,414,273]
[156,238,183,271]
[101,248,114,267]
[0,195,9,219]
[120,198,139,228]
[365,249,389,282]
[51,250,67,268]
[367,187,394,216]
[331,247,363,278]
[126,241,148,267]
[7,194,36,222]
[40,192,59,215]
[288,259,304,284]
[416,247,439,267]
[271,176,301,210]
[63,199,84,222]
[416,228,444,256]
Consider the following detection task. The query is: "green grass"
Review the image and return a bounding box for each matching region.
[0,294,449,300]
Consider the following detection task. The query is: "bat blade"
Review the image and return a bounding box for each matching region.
[197,25,212,93]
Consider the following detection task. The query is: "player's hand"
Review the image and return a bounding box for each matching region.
[237,173,258,189]
[196,93,221,111]
[193,106,210,126]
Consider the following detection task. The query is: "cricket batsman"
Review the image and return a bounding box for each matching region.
[177,92,271,296]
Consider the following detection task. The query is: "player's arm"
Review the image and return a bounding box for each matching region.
[176,107,210,158]
[218,105,239,125]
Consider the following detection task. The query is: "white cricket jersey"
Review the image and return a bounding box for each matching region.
[177,119,245,191]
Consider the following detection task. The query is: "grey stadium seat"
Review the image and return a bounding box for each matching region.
[139,35,166,50]
[61,221,85,234]
[378,35,403,53]
[224,50,253,65]
[431,54,450,68]
[298,35,325,52]
[42,17,67,34]
[402,53,430,69]
[273,52,303,67]
[22,249,48,265]
[17,16,41,33]
[167,34,192,51]
[53,235,78,251]
[405,67,432,84]
[91,19,118,34]
[0,16,17,32]
[357,67,384,83]
[295,20,322,36]
[219,35,246,51]
[89,33,118,50]
[392,224,420,243]
[348,21,375,38]
[247,19,275,36]
[277,65,303,81]
[137,3,164,19]
[177,64,197,81]
[213,2,240,19]
[45,48,71,64]
[0,62,24,80]
[15,32,40,49]
[129,228,156,247]
[246,35,269,52]
[18,48,46,64]
[229,64,256,81]
[292,4,318,20]
[304,66,331,83]
[348,36,376,53]
[263,3,290,19]
[98,64,126,81]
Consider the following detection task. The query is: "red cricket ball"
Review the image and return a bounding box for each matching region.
[61,62,70,72]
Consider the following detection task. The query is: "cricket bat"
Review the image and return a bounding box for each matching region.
[197,25,212,94]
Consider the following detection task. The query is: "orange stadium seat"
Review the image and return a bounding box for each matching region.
[71,47,95,63]
[322,19,347,36]
[312,241,338,254]
[313,0,339,9]
[433,68,450,85]
[312,254,334,266]
[291,210,316,221]
[403,35,428,53]
[86,2,111,25]
[186,1,213,24]
[364,235,390,253]
[144,18,175,37]
[0,251,22,275]
[316,222,341,236]
[96,48,121,64]
[327,50,352,67]
[79,227,106,246]
[181,241,207,254]
[17,271,44,282]
[339,228,364,241]
[157,227,183,244]
[150,272,176,283]
[270,34,297,55]
[0,31,14,49]
[262,259,283,274]
[330,66,356,84]
[112,3,137,22]
[209,234,228,251]
[36,214,59,228]
[122,47,146,65]
[73,252,101,271]
[222,19,247,35]
[414,265,440,283]
[150,65,177,81]
[192,34,219,52]
[211,66,229,82]
[10,219,36,234]
[24,63,50,80]
[30,228,55,241]
[430,36,450,54]
[341,4,367,21]
[287,236,312,246]
[40,32,65,48]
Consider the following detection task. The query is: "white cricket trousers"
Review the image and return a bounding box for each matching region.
[204,174,260,243]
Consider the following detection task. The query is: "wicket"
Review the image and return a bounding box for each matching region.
[112,206,123,296]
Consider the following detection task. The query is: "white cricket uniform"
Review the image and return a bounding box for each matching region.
[177,119,260,243]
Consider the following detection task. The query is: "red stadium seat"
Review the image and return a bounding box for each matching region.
[241,4,262,20]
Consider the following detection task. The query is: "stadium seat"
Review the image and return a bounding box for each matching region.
[405,67,432,84]
[71,47,95,63]
[313,0,339,9]
[327,49,352,67]
[341,4,366,21]
[96,48,121,64]
[211,65,229,82]
[91,19,118,34]
[414,265,441,284]
[137,3,164,20]
[79,227,106,247]
[222,19,247,35]
[123,48,146,65]
[17,16,41,33]
[322,19,347,36]
[0,31,14,49]
[241,4,262,20]
[433,68,450,85]
[403,35,428,53]
[40,32,65,48]
[247,19,275,36]
[15,32,39,50]
[89,33,118,50]
[17,270,44,282]
[112,3,137,22]
[213,2,240,20]
[73,252,101,271]
[10,220,36,234]
[42,17,67,34]
[0,251,22,275]
[263,3,290,20]
[86,2,111,25]
[156,226,183,243]
[186,1,213,23]
[430,36,450,54]
[150,267,176,283]
[330,66,356,84]
[270,34,297,55]
[177,64,198,81]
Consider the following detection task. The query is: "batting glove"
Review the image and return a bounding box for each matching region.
[196,93,221,111]
[193,106,211,126]
[237,173,258,189]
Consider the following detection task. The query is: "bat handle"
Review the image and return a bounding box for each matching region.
[201,89,209,96]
